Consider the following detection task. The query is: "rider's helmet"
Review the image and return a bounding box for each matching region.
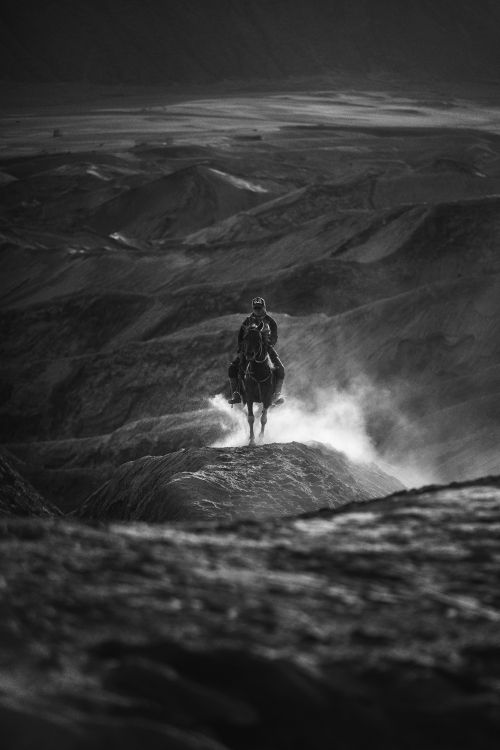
[251,296,266,319]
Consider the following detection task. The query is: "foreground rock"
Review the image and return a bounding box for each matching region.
[78,442,402,522]
[2,476,500,748]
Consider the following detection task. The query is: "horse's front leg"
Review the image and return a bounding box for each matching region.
[259,406,268,440]
[247,402,255,446]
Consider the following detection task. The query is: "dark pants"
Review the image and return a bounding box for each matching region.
[228,347,285,381]
[267,345,285,380]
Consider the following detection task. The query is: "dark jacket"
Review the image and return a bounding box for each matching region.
[238,312,278,348]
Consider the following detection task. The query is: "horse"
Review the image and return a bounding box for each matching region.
[239,323,276,445]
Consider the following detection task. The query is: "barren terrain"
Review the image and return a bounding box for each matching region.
[2,85,500,501]
[2,78,500,747]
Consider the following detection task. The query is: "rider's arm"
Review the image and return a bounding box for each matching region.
[237,317,250,347]
[268,317,278,346]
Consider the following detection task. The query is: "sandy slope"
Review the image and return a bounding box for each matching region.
[87,166,274,243]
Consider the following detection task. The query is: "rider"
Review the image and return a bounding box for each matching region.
[228,296,285,405]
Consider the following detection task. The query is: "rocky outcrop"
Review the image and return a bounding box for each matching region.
[2,475,500,748]
[0,451,59,517]
[78,442,403,522]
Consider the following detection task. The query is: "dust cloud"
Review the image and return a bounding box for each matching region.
[209,380,438,490]
[210,387,375,460]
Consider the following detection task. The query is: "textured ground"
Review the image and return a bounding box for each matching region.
[2,476,500,749]
[77,442,402,522]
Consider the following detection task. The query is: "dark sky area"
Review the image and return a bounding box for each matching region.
[1,0,500,85]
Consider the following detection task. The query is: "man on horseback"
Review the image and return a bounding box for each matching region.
[228,296,285,405]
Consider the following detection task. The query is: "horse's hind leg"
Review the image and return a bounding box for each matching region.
[247,403,256,446]
[259,407,268,440]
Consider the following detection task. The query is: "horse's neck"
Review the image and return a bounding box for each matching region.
[245,332,266,362]
[248,357,270,375]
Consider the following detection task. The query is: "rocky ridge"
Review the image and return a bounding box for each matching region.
[78,442,403,522]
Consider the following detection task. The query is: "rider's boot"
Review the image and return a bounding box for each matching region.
[272,377,285,406]
[228,378,241,404]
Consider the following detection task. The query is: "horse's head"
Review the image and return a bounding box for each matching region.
[242,323,264,361]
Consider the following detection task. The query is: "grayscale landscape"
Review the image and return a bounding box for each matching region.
[1,1,500,747]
